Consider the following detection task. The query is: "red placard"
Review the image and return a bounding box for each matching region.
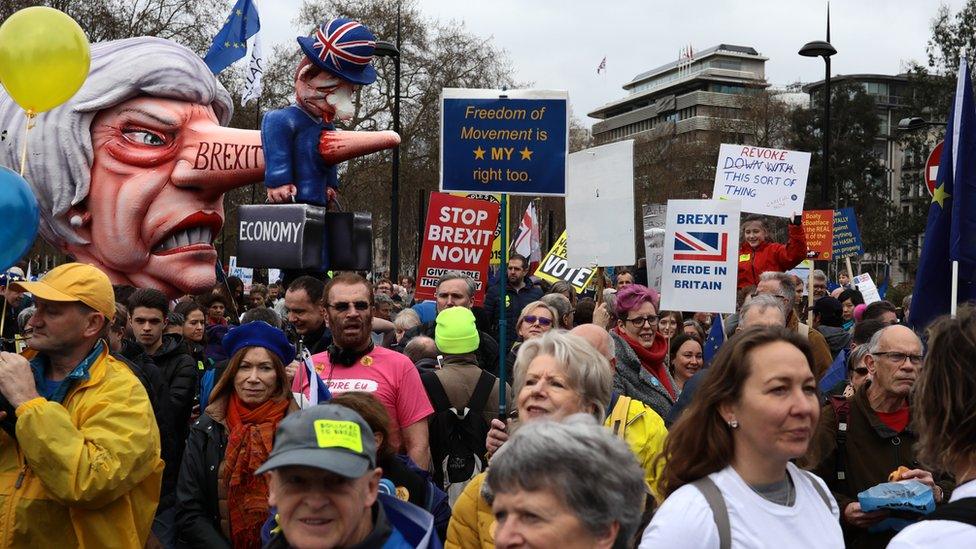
[415,193,500,306]
[802,210,834,260]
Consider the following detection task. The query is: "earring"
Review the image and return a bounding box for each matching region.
[69,215,84,228]
[728,418,739,429]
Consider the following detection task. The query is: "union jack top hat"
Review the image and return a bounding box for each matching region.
[297,17,377,85]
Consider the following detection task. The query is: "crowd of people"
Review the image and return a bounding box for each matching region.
[0,214,973,548]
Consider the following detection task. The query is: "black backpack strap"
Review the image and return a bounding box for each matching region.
[829,396,850,486]
[466,371,497,412]
[691,477,731,549]
[421,372,452,412]
[921,497,976,527]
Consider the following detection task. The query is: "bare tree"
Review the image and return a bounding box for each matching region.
[1,0,225,54]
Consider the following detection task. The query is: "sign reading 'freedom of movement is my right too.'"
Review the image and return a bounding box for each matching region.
[712,144,811,218]
[440,88,568,195]
[415,193,500,306]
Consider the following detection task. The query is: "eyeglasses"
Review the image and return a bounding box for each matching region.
[625,315,659,326]
[871,351,923,365]
[329,301,370,312]
[523,315,553,326]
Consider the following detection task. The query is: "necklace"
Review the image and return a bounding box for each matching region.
[748,474,796,507]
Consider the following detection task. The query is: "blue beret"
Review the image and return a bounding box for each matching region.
[222,321,296,365]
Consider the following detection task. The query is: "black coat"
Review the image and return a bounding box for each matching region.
[483,277,543,345]
[152,333,200,443]
[112,349,180,511]
[175,413,230,549]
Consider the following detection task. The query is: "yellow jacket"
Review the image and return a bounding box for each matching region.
[446,400,668,548]
[0,346,164,548]
[445,472,493,549]
[605,394,667,501]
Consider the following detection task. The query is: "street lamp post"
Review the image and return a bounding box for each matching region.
[897,117,946,132]
[374,35,401,280]
[799,40,837,208]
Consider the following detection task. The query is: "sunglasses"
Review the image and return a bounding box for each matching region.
[329,301,370,312]
[523,315,553,326]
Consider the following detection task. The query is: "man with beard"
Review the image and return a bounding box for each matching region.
[310,273,432,469]
[483,254,542,344]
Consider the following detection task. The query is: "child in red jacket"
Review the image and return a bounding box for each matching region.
[737,214,808,288]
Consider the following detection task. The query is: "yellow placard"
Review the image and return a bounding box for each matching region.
[738,253,751,262]
[534,231,595,294]
[313,419,363,452]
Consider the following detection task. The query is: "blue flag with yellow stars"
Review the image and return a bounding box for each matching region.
[910,57,976,331]
[204,0,260,75]
[702,313,726,365]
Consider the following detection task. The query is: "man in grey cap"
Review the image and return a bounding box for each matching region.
[259,404,440,549]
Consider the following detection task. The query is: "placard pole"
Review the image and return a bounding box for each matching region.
[498,192,508,420]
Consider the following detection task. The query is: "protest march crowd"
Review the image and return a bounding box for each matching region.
[1,232,974,548]
[0,3,974,548]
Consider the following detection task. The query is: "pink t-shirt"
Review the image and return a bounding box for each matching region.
[310,346,433,450]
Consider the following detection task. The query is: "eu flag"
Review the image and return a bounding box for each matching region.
[910,57,976,331]
[702,313,726,365]
[203,0,260,75]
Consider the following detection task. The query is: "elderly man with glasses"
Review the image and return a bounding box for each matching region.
[808,324,953,549]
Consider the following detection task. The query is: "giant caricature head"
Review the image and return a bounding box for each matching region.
[0,37,263,297]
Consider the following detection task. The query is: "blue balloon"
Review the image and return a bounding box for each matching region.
[0,166,39,272]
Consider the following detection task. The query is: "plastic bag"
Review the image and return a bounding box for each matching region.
[858,479,935,514]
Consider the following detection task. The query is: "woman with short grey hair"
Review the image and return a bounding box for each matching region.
[513,329,612,422]
[447,331,618,548]
[483,415,647,549]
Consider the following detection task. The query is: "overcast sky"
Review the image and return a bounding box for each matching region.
[258,0,965,126]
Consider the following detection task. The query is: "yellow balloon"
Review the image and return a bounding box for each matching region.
[0,7,90,113]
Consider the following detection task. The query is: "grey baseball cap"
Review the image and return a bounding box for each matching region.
[256,404,377,477]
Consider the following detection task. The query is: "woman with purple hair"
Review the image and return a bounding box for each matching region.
[610,284,677,419]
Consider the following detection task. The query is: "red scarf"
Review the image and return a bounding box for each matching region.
[615,327,676,400]
[224,394,289,549]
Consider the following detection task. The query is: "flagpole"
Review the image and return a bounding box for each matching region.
[952,260,959,318]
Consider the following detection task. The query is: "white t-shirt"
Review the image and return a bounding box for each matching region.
[888,479,976,548]
[640,463,843,548]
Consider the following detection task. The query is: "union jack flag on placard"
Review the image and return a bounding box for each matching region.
[673,231,728,261]
[313,18,375,68]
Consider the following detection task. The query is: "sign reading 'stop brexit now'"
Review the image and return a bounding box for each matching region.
[440,88,568,196]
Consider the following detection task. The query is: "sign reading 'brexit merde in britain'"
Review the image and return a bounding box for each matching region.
[440,88,568,196]
[660,199,741,314]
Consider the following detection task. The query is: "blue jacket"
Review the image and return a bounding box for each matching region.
[261,104,338,206]
[263,493,441,549]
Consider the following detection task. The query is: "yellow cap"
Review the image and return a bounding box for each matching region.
[12,263,116,320]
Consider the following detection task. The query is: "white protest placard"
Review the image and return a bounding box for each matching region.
[227,255,254,292]
[565,140,635,268]
[642,204,667,292]
[268,268,282,284]
[853,273,881,305]
[712,144,811,218]
[661,200,741,314]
